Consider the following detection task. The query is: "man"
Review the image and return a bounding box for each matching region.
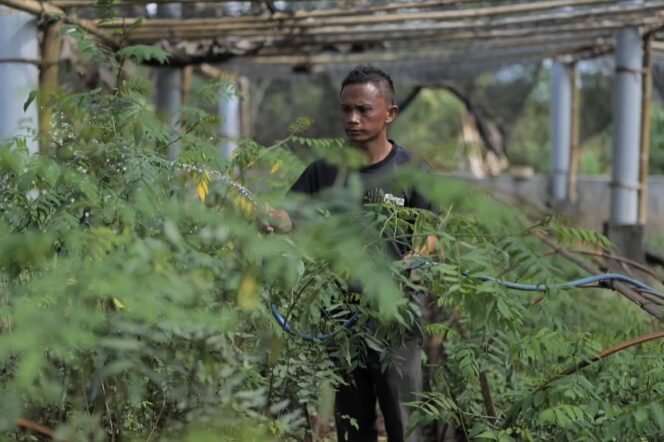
[266,65,435,442]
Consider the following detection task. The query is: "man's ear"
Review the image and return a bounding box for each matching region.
[386,104,399,124]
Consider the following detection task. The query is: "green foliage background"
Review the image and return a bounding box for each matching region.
[1,32,664,442]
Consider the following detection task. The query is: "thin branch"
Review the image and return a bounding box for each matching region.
[15,418,56,439]
[0,58,42,65]
[146,396,166,441]
[646,249,664,268]
[561,331,664,376]
[479,371,498,422]
[503,331,664,428]
[569,248,662,281]
[532,230,663,319]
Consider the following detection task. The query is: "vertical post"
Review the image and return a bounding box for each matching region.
[239,76,252,138]
[0,6,39,154]
[567,62,580,203]
[181,65,193,106]
[610,27,643,226]
[606,27,645,260]
[154,3,182,159]
[219,81,241,160]
[638,34,653,226]
[39,19,63,156]
[550,61,572,202]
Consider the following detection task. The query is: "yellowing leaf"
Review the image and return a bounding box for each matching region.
[196,170,210,202]
[112,297,125,310]
[233,195,255,218]
[270,160,282,174]
[237,275,258,309]
[66,277,77,286]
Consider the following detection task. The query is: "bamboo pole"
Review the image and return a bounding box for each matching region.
[127,16,659,48]
[97,0,615,31]
[222,39,605,66]
[124,19,640,43]
[56,0,477,18]
[52,0,357,4]
[38,19,62,156]
[261,27,613,48]
[244,30,612,57]
[567,61,580,202]
[197,63,237,81]
[181,64,192,105]
[238,75,251,138]
[638,34,653,225]
[0,0,119,48]
[122,7,664,42]
[280,22,628,43]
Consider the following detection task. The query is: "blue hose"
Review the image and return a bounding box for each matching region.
[270,303,359,342]
[406,258,663,295]
[201,171,662,339]
[271,260,663,342]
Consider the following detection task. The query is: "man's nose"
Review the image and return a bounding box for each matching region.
[346,111,360,125]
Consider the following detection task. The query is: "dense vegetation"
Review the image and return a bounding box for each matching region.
[1,36,664,442]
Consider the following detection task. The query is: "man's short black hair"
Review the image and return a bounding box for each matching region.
[341,65,396,105]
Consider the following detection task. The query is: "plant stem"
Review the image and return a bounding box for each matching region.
[479,371,498,422]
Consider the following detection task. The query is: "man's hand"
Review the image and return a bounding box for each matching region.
[258,206,293,234]
[405,234,437,278]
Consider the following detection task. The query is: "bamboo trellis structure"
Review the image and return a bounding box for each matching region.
[1,0,663,69]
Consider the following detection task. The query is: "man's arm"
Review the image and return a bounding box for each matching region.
[406,160,440,263]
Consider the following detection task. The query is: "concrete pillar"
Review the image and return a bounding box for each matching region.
[154,3,181,158]
[605,27,645,260]
[610,27,643,226]
[0,7,39,154]
[219,83,241,160]
[549,62,573,202]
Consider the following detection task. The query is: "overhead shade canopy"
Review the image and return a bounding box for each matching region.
[2,0,663,73]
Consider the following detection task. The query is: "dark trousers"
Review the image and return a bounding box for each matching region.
[334,338,423,442]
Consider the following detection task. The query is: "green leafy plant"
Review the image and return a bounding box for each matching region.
[1,34,664,442]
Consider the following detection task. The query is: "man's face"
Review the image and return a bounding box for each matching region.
[339,82,396,146]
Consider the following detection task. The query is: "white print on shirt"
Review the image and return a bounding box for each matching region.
[384,193,405,207]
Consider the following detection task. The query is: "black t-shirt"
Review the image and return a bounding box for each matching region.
[290,141,433,258]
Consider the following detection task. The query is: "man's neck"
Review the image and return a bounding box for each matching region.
[354,136,393,165]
